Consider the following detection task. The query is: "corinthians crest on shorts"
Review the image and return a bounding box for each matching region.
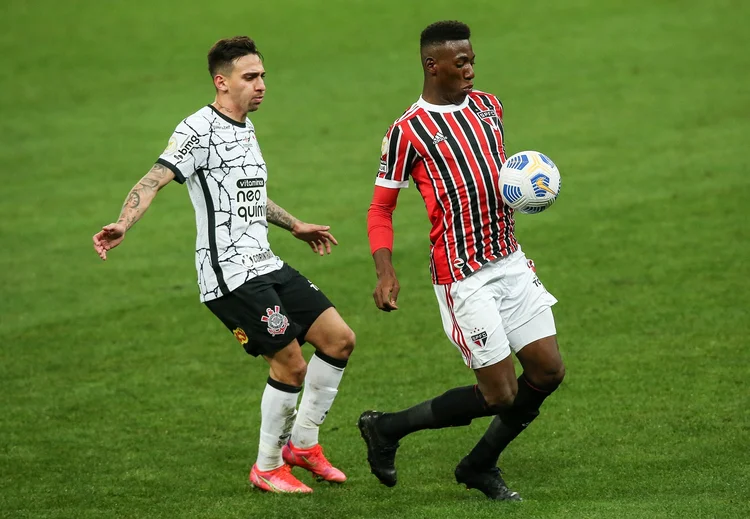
[261,305,289,336]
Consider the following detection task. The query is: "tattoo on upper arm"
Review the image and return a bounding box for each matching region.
[266,199,297,231]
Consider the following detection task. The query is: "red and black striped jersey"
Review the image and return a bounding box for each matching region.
[376,90,518,285]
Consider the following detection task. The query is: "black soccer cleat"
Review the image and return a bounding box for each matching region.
[358,410,400,487]
[455,460,522,501]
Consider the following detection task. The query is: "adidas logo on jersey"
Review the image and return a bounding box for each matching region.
[433,132,447,144]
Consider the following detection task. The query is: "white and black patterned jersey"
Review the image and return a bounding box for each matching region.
[157,105,283,302]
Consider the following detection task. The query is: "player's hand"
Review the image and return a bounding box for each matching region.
[291,222,338,256]
[373,270,400,312]
[92,223,127,260]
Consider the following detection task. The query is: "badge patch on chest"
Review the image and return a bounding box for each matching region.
[476,109,501,131]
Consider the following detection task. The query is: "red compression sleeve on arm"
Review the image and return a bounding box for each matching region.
[367,186,400,254]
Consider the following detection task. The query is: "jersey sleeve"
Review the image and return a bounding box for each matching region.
[376,124,418,189]
[487,95,506,158]
[367,185,400,254]
[156,119,208,184]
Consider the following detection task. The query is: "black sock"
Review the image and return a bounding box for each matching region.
[378,385,497,441]
[462,374,554,469]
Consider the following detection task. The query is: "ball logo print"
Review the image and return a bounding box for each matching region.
[261,306,289,336]
[531,173,556,197]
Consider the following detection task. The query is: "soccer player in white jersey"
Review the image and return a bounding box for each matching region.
[358,21,566,500]
[93,36,354,494]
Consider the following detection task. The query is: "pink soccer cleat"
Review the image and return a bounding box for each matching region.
[282,441,347,483]
[249,463,313,494]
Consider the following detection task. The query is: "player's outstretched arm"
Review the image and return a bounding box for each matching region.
[92,163,174,260]
[367,186,401,311]
[267,198,338,256]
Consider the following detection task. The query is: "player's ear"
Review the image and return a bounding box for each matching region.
[213,74,229,92]
[424,56,438,76]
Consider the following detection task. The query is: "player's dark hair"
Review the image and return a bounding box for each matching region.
[420,20,471,48]
[207,36,263,77]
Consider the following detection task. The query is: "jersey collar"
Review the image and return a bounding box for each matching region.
[417,95,470,113]
[207,104,246,127]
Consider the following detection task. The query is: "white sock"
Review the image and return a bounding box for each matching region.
[256,379,301,471]
[291,352,347,449]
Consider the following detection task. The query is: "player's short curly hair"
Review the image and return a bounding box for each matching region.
[420,20,471,48]
[207,36,263,77]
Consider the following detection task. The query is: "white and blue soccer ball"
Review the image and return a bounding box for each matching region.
[499,150,561,214]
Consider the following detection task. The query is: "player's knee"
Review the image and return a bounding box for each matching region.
[551,362,566,388]
[283,359,308,387]
[483,385,517,410]
[528,361,565,391]
[340,327,356,358]
[322,325,356,360]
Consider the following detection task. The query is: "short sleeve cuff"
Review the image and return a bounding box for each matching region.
[375,178,409,189]
[157,158,186,184]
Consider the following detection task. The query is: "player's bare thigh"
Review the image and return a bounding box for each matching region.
[304,307,356,361]
[473,307,563,406]
[507,307,565,389]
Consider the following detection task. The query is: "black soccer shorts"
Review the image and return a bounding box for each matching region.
[204,263,334,357]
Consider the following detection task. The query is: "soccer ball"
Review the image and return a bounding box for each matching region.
[499,151,561,214]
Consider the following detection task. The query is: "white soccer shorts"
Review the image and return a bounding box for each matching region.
[434,248,558,369]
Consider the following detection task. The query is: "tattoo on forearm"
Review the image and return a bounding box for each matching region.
[125,190,141,209]
[117,214,137,229]
[266,199,297,231]
[148,163,169,179]
[140,177,160,190]
[116,164,168,231]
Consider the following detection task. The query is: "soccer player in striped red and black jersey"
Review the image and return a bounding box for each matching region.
[359,21,566,501]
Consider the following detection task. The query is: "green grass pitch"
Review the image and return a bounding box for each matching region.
[1,1,749,517]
